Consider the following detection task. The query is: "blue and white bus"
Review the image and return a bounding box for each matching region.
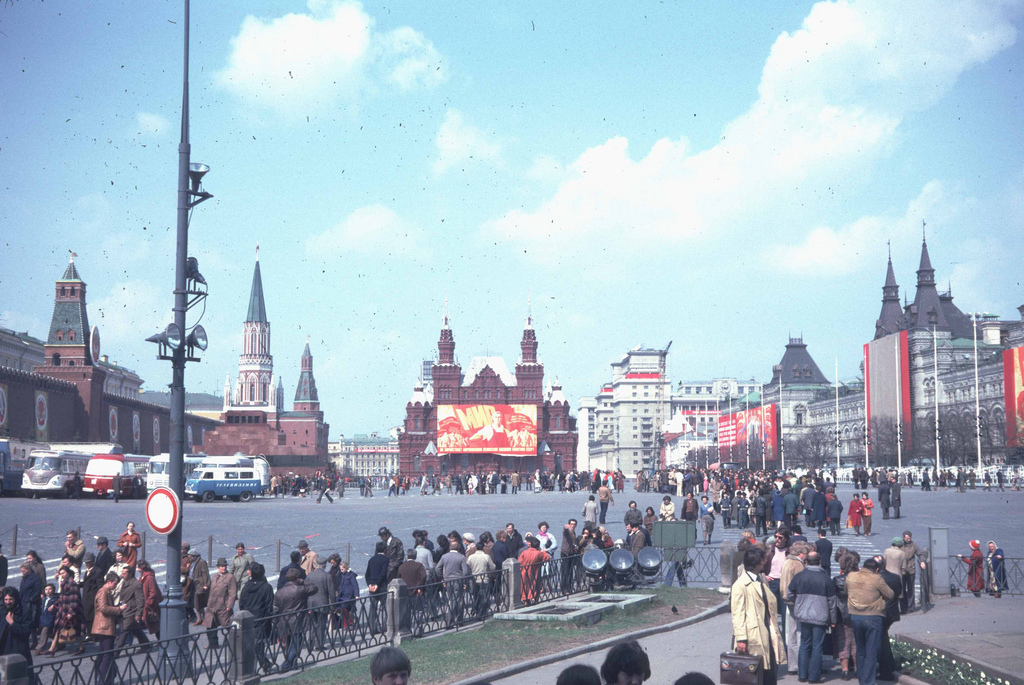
[184,455,270,503]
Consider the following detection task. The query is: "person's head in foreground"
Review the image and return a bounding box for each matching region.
[673,673,715,685]
[557,664,601,685]
[600,640,651,685]
[371,646,411,685]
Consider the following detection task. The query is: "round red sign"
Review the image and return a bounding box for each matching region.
[146,487,181,536]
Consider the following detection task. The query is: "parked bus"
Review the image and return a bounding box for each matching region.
[147,453,204,491]
[185,455,270,503]
[83,453,150,498]
[0,438,48,496]
[22,450,92,498]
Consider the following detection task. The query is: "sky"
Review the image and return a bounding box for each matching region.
[2,0,1023,436]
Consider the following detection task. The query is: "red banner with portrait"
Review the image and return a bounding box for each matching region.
[1005,346,1024,448]
[437,404,537,455]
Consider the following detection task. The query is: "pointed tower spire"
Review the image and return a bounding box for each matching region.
[293,340,320,411]
[525,295,533,330]
[520,297,538,364]
[874,243,903,340]
[438,297,455,364]
[246,254,268,323]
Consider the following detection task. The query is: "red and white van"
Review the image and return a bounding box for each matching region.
[83,453,150,498]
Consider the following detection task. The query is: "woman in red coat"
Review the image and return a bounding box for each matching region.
[117,522,142,570]
[518,537,550,606]
[957,540,985,596]
[848,494,864,535]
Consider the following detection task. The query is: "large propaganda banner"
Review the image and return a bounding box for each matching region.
[1005,346,1024,447]
[864,330,912,449]
[437,404,537,455]
[718,403,778,461]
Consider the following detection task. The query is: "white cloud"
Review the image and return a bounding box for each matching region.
[305,204,424,256]
[766,180,959,276]
[484,0,1016,255]
[216,0,445,118]
[434,109,501,174]
[135,112,170,137]
[526,154,567,183]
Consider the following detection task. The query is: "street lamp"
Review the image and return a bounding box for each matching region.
[143,0,213,673]
[970,312,988,474]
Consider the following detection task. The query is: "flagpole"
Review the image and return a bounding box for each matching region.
[835,356,841,470]
[760,383,766,470]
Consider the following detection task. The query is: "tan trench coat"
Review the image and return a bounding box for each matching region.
[202,571,237,629]
[731,572,787,669]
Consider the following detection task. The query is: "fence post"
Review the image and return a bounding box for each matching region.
[388,579,411,637]
[346,542,350,567]
[0,654,30,685]
[385,581,403,645]
[928,527,950,596]
[12,524,17,555]
[276,540,281,572]
[230,610,259,685]
[141,530,147,562]
[720,540,738,590]
[502,558,523,610]
[77,526,81,541]
[208,535,213,565]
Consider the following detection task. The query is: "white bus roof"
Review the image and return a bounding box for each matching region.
[48,443,123,454]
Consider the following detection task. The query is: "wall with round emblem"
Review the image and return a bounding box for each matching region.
[153,416,161,449]
[108,407,118,441]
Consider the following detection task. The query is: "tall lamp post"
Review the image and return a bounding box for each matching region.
[970,312,988,474]
[146,0,212,670]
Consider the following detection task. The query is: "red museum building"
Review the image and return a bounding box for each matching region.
[399,308,577,475]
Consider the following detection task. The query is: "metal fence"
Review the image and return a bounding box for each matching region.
[531,554,588,604]
[949,556,1021,596]
[654,546,721,587]
[252,594,390,675]
[406,570,502,636]
[30,625,235,685]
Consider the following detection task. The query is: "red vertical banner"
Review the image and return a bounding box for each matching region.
[1005,346,1024,447]
[899,330,913,449]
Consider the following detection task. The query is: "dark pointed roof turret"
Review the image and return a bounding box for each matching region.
[246,248,268,323]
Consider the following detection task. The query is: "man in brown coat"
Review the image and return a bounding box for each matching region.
[188,551,210,625]
[92,572,122,685]
[203,558,236,649]
[113,565,150,650]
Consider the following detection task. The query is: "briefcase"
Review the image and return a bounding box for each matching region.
[721,652,763,685]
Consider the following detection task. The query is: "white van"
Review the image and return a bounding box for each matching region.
[147,453,204,491]
[184,455,270,503]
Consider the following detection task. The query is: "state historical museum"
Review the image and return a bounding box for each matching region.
[399,308,577,475]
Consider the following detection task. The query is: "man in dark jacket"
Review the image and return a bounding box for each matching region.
[94,537,115,577]
[877,480,891,520]
[504,523,524,559]
[114,565,150,650]
[890,480,902,519]
[560,520,580,593]
[825,495,844,536]
[365,542,390,634]
[623,502,644,529]
[273,569,317,671]
[239,563,274,671]
[378,527,404,583]
[17,562,41,645]
[397,550,426,590]
[0,587,33,666]
[814,530,833,577]
[786,551,837,683]
[0,543,7,588]
[305,554,338,643]
[873,555,903,681]
[81,553,105,635]
[491,532,510,569]
[277,551,306,591]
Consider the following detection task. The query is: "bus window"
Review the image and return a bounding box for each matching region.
[202,471,214,480]
[224,471,238,479]
[240,471,254,479]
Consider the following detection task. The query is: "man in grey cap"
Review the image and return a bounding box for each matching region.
[189,550,210,625]
[95,536,114,577]
[203,558,236,649]
[298,540,319,576]
[81,552,104,636]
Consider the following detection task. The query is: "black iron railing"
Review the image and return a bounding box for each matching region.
[655,546,721,587]
[530,553,587,604]
[949,556,1021,596]
[406,570,502,636]
[30,625,235,685]
[252,594,390,675]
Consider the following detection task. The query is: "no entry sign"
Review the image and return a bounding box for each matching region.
[146,486,181,536]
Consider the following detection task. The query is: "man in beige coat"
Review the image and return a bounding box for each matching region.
[203,558,237,649]
[732,546,786,685]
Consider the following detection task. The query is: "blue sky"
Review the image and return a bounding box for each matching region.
[2,0,1022,434]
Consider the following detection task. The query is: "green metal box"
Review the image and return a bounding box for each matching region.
[652,520,697,548]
